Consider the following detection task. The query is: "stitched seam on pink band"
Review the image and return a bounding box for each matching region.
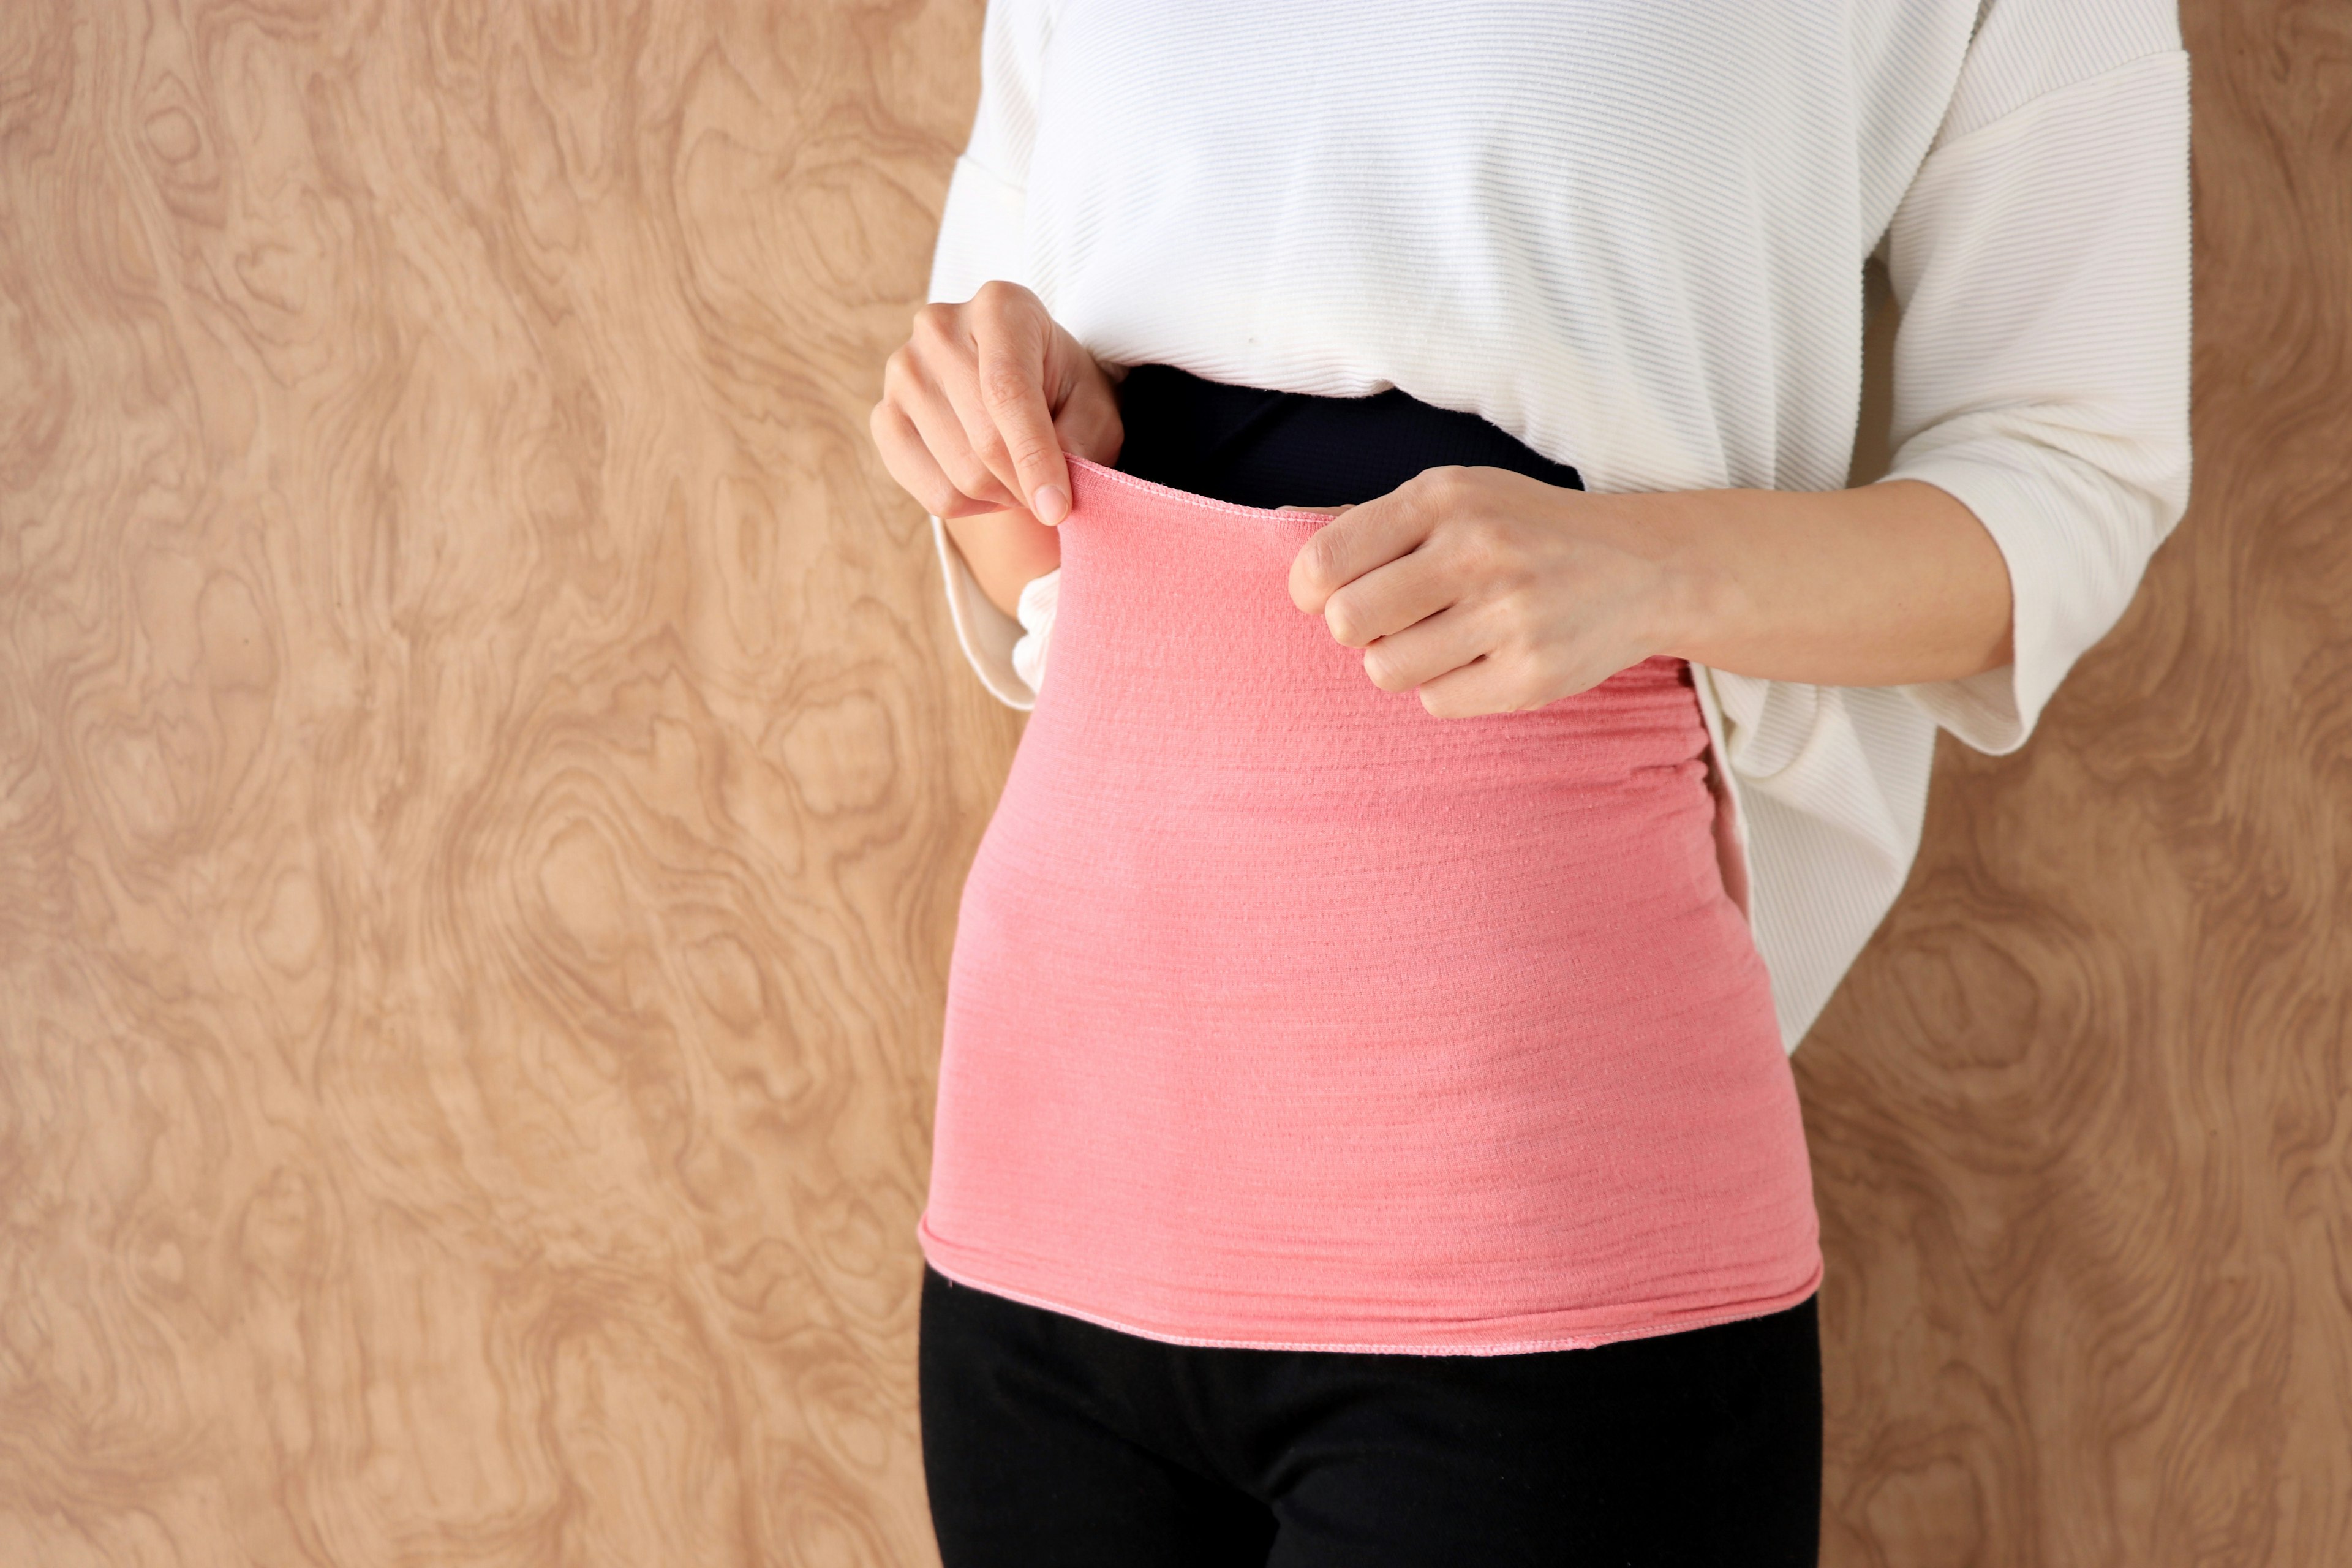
[1066,453,1327,525]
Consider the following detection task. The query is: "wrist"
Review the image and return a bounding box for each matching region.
[1619,480,2014,686]
[1597,489,1740,668]
[944,507,1063,620]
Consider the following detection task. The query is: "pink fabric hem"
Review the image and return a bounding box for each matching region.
[919,1218,1823,1359]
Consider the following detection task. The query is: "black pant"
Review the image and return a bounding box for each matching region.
[919,1264,1822,1567]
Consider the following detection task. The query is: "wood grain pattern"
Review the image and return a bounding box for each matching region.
[0,2,2343,1566]
[0,2,1000,1562]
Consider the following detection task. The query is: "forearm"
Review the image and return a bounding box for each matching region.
[943,507,1062,620]
[1642,478,2014,688]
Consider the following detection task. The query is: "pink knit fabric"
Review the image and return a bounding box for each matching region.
[921,456,1820,1354]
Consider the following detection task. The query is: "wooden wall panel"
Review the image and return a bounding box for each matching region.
[0,3,2342,1567]
[0,2,1003,1563]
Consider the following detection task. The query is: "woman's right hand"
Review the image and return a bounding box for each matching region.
[870,280,1123,530]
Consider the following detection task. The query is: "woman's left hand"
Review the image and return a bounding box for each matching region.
[1283,464,1694,718]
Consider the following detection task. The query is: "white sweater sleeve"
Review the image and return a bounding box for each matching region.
[1876,1,2192,754]
[927,0,1057,712]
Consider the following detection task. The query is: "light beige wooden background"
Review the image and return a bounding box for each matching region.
[1,3,2343,1565]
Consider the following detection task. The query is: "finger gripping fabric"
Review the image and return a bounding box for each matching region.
[920,456,1820,1354]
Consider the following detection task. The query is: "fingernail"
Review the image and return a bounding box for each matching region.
[1032,484,1069,525]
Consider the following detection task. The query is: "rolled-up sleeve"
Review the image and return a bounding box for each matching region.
[1878,6,2192,755]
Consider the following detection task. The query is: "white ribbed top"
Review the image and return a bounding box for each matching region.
[924,0,2192,1050]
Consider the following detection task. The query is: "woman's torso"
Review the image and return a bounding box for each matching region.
[916,368,1820,1353]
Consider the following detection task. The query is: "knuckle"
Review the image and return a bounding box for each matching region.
[978,361,1035,409]
[1418,464,1471,503]
[1003,426,1057,469]
[972,277,1028,311]
[1303,530,1343,584]
[1492,584,1532,634]
[941,448,996,496]
[967,403,1009,445]
[968,424,1012,470]
[1457,518,1509,573]
[967,284,1012,328]
[919,321,954,357]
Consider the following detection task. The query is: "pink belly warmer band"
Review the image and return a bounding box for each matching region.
[920,456,1820,1354]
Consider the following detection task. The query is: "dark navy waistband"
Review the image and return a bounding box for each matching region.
[1109,363,1583,510]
